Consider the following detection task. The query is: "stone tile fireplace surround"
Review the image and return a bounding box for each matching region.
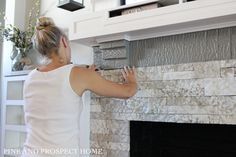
[90,26,236,157]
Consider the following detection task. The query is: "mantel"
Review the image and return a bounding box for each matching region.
[69,0,236,46]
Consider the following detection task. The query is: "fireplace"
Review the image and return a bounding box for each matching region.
[90,26,236,157]
[130,121,236,157]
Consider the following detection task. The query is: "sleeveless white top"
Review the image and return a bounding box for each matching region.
[21,64,83,157]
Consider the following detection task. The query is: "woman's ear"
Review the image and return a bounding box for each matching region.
[61,37,67,48]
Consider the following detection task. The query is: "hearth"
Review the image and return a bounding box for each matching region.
[130,121,236,157]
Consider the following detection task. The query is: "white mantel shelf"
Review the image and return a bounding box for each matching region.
[69,0,236,46]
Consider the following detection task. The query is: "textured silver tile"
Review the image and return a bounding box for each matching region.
[129,27,234,67]
[94,52,102,66]
[232,27,236,59]
[114,59,129,69]
[101,60,115,70]
[102,48,127,59]
[95,27,235,69]
[204,29,218,61]
[218,28,231,59]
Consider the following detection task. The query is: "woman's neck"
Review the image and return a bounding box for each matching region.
[37,60,69,72]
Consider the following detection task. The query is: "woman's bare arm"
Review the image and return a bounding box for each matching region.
[70,65,138,99]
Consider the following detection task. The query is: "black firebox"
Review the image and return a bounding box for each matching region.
[130,121,236,157]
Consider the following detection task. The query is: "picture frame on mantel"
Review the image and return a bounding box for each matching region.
[121,0,147,5]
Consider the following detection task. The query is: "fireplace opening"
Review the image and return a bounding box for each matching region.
[130,121,236,157]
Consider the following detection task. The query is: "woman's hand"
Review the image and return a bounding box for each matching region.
[120,66,138,97]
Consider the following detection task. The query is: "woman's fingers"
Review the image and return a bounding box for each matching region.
[121,69,127,80]
[127,66,131,73]
[124,66,135,75]
[132,66,136,74]
[121,66,137,83]
[124,66,129,75]
[129,66,135,74]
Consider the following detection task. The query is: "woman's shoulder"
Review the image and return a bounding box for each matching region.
[70,65,93,96]
[71,65,90,77]
[70,64,100,85]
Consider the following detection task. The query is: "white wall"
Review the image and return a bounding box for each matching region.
[1,1,18,156]
[93,0,120,11]
[0,0,5,86]
[14,0,26,30]
[0,0,6,154]
[2,0,16,76]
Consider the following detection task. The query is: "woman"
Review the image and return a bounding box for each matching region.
[21,17,137,157]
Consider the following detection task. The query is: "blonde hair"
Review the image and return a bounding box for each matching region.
[34,17,67,58]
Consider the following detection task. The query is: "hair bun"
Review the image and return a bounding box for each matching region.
[36,17,55,30]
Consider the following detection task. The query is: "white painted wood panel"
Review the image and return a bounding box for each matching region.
[70,0,236,45]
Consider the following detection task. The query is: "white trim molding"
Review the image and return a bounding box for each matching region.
[69,0,236,45]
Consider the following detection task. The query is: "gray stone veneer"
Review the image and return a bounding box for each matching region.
[94,26,236,69]
[90,59,236,157]
[93,40,129,70]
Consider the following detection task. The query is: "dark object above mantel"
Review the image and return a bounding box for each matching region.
[58,0,84,11]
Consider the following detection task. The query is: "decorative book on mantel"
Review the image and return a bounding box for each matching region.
[125,0,149,5]
[110,0,162,17]
[111,0,196,18]
[121,1,161,15]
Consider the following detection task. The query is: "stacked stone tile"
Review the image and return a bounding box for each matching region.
[90,59,236,157]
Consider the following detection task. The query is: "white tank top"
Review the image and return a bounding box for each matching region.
[22,64,83,157]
